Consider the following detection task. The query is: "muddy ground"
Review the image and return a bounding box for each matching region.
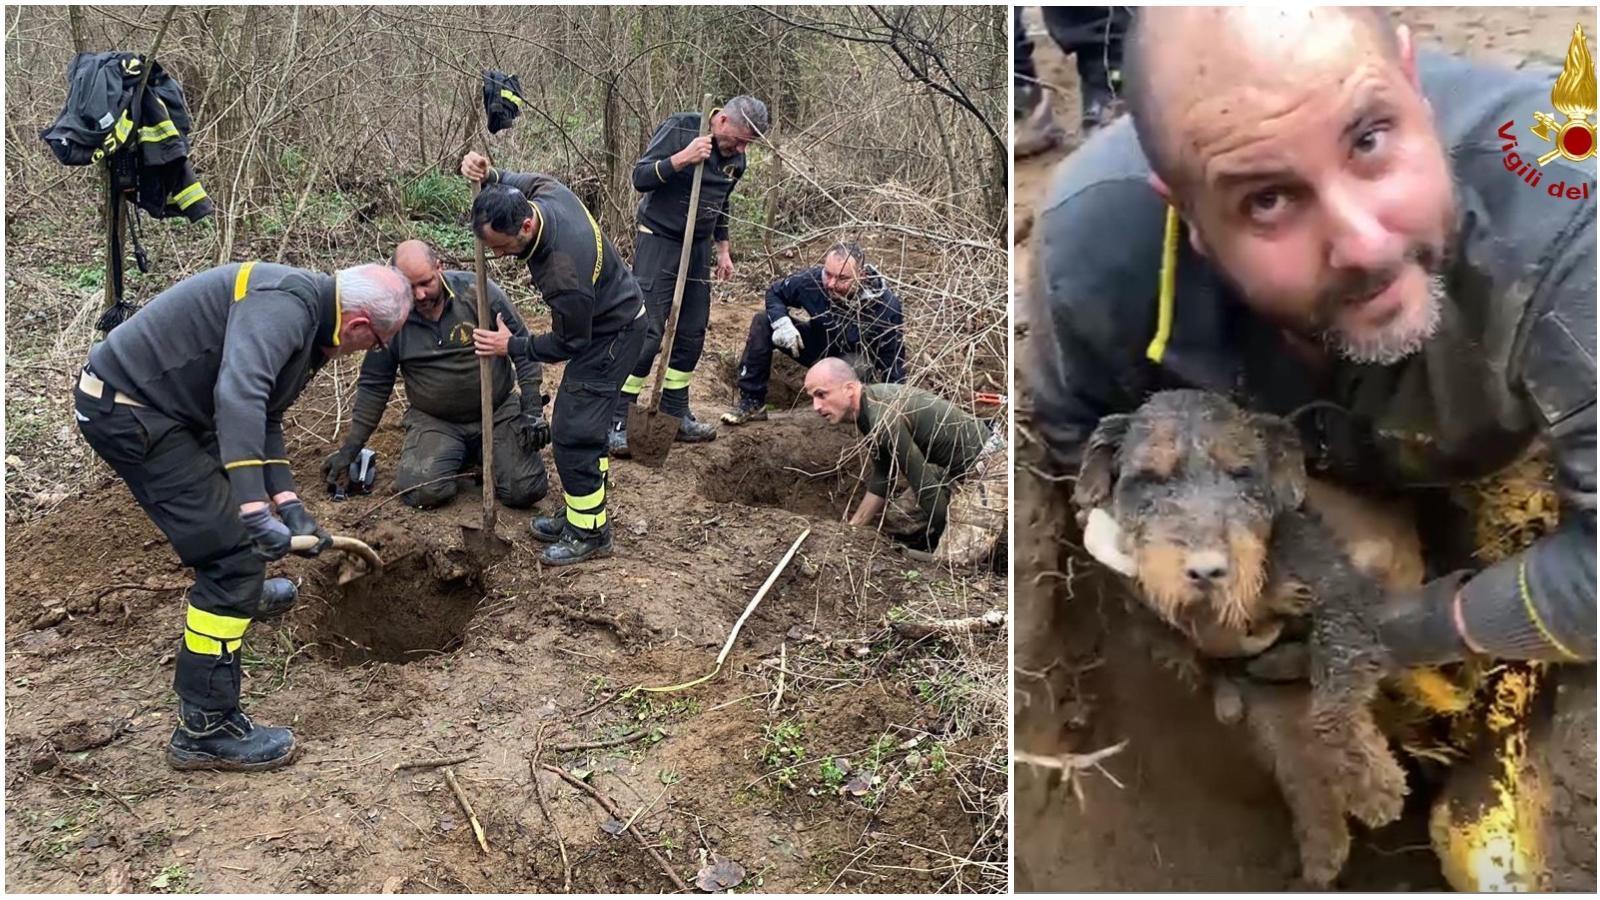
[1013,6,1595,892]
[4,228,1007,891]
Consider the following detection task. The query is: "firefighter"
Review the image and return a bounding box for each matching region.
[805,358,991,550]
[73,262,412,771]
[611,95,770,453]
[722,242,906,425]
[459,152,645,565]
[322,240,549,509]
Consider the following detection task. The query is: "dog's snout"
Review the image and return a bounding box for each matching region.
[1184,551,1229,585]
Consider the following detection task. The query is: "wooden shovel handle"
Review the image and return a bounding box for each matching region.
[472,168,497,532]
[290,534,383,571]
[645,93,717,410]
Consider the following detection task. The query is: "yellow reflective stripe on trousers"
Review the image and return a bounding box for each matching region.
[621,373,647,395]
[233,260,257,301]
[663,367,693,390]
[184,605,251,656]
[598,456,610,473]
[565,482,606,529]
[500,88,524,109]
[139,119,179,142]
[171,182,208,210]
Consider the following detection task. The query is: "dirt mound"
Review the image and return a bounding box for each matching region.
[696,418,864,519]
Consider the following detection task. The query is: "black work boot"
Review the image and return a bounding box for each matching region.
[253,577,298,619]
[167,702,296,772]
[675,411,718,443]
[529,514,565,543]
[719,395,768,426]
[541,523,614,566]
[609,419,631,458]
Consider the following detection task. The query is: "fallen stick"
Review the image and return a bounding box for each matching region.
[889,609,1006,640]
[531,726,572,892]
[641,527,811,694]
[770,642,787,714]
[551,728,652,753]
[542,763,690,892]
[567,691,622,722]
[442,766,490,853]
[1014,740,1129,775]
[391,754,473,773]
[353,471,479,526]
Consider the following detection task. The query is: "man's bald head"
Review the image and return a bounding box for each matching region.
[1125,6,1403,188]
[392,239,447,318]
[805,358,864,425]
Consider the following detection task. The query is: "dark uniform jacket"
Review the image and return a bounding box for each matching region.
[857,383,989,500]
[766,265,908,383]
[631,112,746,244]
[483,169,644,362]
[346,271,542,446]
[40,51,211,220]
[86,262,339,504]
[1030,52,1595,658]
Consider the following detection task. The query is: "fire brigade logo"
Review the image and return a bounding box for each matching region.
[1531,24,1596,164]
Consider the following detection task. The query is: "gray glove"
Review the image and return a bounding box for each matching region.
[771,316,804,354]
[241,507,292,561]
[278,500,331,557]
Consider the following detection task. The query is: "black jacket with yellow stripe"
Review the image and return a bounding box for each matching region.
[41,51,212,221]
[86,262,338,505]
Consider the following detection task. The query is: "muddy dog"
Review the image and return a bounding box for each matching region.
[1073,389,1408,887]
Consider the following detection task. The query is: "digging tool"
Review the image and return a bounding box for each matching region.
[290,534,383,585]
[627,94,717,467]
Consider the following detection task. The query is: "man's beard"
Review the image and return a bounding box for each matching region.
[1311,241,1448,366]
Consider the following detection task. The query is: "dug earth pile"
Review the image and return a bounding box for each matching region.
[5,266,1007,893]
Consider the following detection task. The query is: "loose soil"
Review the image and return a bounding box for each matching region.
[5,242,1006,892]
[1013,6,1595,892]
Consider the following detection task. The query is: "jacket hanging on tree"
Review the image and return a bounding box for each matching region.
[41,51,212,221]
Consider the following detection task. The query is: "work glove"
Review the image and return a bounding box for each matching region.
[771,316,804,354]
[241,507,293,562]
[322,443,361,493]
[1378,572,1474,666]
[515,410,551,452]
[1081,508,1137,576]
[278,500,332,557]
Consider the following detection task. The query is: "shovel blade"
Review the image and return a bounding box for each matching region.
[627,404,679,468]
[461,521,511,563]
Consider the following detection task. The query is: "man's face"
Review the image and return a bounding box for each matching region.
[336,315,403,356]
[477,219,533,259]
[1162,13,1454,365]
[399,258,447,319]
[822,252,862,301]
[711,113,759,156]
[806,375,857,425]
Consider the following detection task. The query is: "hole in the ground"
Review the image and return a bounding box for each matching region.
[309,529,485,666]
[697,419,862,518]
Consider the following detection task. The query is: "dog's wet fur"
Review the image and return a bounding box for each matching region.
[1074,390,1406,888]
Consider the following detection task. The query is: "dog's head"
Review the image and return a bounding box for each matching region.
[1073,390,1306,628]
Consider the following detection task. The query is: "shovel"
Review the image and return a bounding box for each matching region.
[291,534,383,586]
[627,93,717,468]
[460,169,513,562]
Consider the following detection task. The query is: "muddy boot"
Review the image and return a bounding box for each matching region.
[676,411,717,443]
[1015,85,1064,158]
[252,577,298,620]
[529,513,564,543]
[720,395,768,426]
[609,419,630,459]
[541,523,614,567]
[167,702,296,772]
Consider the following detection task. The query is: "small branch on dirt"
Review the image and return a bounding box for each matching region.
[770,642,788,714]
[551,728,652,753]
[542,763,690,893]
[547,600,635,640]
[889,609,1005,640]
[352,472,480,526]
[391,753,474,773]
[567,691,623,722]
[50,768,137,815]
[1015,740,1130,810]
[442,766,490,854]
[530,725,573,892]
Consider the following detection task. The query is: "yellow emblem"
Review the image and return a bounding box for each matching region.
[1530,24,1596,164]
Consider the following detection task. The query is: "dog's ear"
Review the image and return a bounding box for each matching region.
[1252,413,1306,512]
[1073,414,1130,510]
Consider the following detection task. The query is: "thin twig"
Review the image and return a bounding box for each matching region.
[530,725,572,892]
[442,766,490,853]
[541,764,690,892]
[551,728,652,753]
[391,754,473,773]
[352,472,480,526]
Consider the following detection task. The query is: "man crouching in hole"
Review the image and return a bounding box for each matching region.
[1029,4,1595,888]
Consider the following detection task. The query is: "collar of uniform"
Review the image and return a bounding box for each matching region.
[316,272,342,348]
[854,384,878,437]
[517,200,547,261]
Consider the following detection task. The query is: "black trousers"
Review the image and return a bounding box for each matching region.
[1016,6,1130,109]
[554,313,644,530]
[619,230,712,418]
[734,311,833,403]
[74,379,262,714]
[394,395,549,509]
